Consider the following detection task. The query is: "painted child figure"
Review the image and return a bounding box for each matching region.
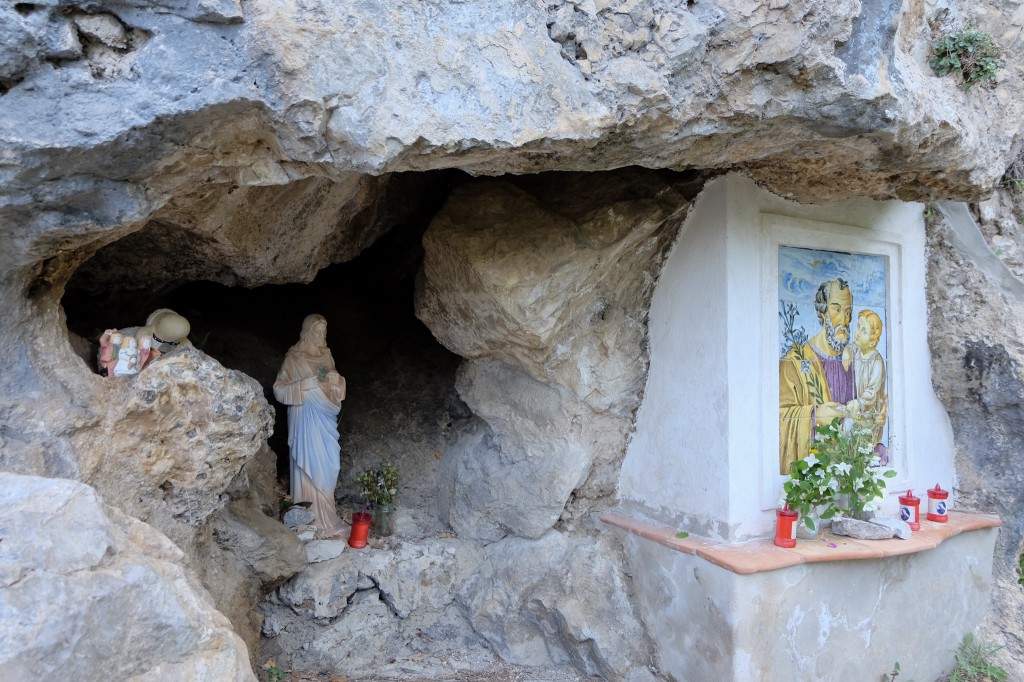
[113,336,141,377]
[98,329,122,376]
[841,310,887,451]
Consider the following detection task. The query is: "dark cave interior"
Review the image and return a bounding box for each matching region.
[61,171,466,481]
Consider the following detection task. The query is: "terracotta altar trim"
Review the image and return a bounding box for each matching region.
[599,511,1002,575]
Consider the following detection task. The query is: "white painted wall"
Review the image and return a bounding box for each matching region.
[617,179,732,537]
[625,527,997,682]
[619,174,955,540]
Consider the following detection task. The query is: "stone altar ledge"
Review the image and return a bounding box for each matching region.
[599,510,1002,574]
[600,510,1001,680]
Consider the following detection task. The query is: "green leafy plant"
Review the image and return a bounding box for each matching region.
[675,531,689,539]
[781,445,837,532]
[1001,176,1024,194]
[816,417,897,518]
[880,659,913,679]
[262,658,286,682]
[949,633,1007,681]
[1018,551,1024,587]
[929,29,1002,90]
[782,417,897,529]
[356,462,400,507]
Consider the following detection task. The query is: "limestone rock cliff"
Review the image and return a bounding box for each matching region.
[2,0,1024,679]
[927,196,1024,676]
[0,473,255,681]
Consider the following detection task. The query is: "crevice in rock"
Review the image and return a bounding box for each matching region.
[359,574,403,619]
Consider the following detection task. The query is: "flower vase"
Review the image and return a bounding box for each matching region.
[836,493,869,520]
[371,504,394,537]
[796,511,822,539]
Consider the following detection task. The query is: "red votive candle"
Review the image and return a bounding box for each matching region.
[899,490,921,531]
[775,504,798,548]
[926,484,949,523]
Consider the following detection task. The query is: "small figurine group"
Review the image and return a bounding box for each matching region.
[98,309,191,378]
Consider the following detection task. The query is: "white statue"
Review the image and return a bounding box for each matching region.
[112,336,140,376]
[273,314,347,538]
[97,309,188,378]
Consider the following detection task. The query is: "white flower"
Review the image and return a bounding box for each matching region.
[854,477,865,490]
[835,462,852,476]
[804,453,820,468]
[869,456,881,467]
[828,479,839,491]
[862,500,879,513]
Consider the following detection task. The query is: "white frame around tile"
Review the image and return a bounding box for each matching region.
[759,213,909,511]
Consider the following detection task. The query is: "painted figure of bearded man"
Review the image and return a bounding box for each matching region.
[779,278,857,474]
[274,314,347,537]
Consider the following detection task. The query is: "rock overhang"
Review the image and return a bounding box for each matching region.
[3,0,1023,273]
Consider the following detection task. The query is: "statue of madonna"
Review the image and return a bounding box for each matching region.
[273,314,347,538]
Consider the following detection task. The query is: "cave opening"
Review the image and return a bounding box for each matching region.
[61,169,474,534]
[58,165,710,540]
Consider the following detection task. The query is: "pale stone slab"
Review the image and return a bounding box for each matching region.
[869,516,913,540]
[294,525,317,542]
[304,539,347,564]
[74,14,128,49]
[283,507,316,528]
[832,518,896,540]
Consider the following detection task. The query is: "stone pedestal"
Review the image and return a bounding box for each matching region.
[603,512,999,682]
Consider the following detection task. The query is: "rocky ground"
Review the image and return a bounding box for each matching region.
[268,663,601,682]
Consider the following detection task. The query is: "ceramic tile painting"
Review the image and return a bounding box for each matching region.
[778,246,889,475]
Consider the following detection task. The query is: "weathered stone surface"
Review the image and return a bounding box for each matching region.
[418,173,685,415]
[75,14,129,49]
[0,472,255,681]
[831,517,896,540]
[283,506,316,528]
[68,347,274,542]
[69,173,448,293]
[294,525,317,542]
[458,530,654,681]
[436,362,595,541]
[0,317,286,662]
[209,498,307,586]
[188,443,303,663]
[265,531,653,680]
[305,539,347,564]
[2,0,1022,228]
[869,516,912,539]
[263,537,489,676]
[421,172,686,540]
[927,198,1024,678]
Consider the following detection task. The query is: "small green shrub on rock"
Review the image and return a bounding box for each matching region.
[949,633,1007,682]
[929,29,1002,90]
